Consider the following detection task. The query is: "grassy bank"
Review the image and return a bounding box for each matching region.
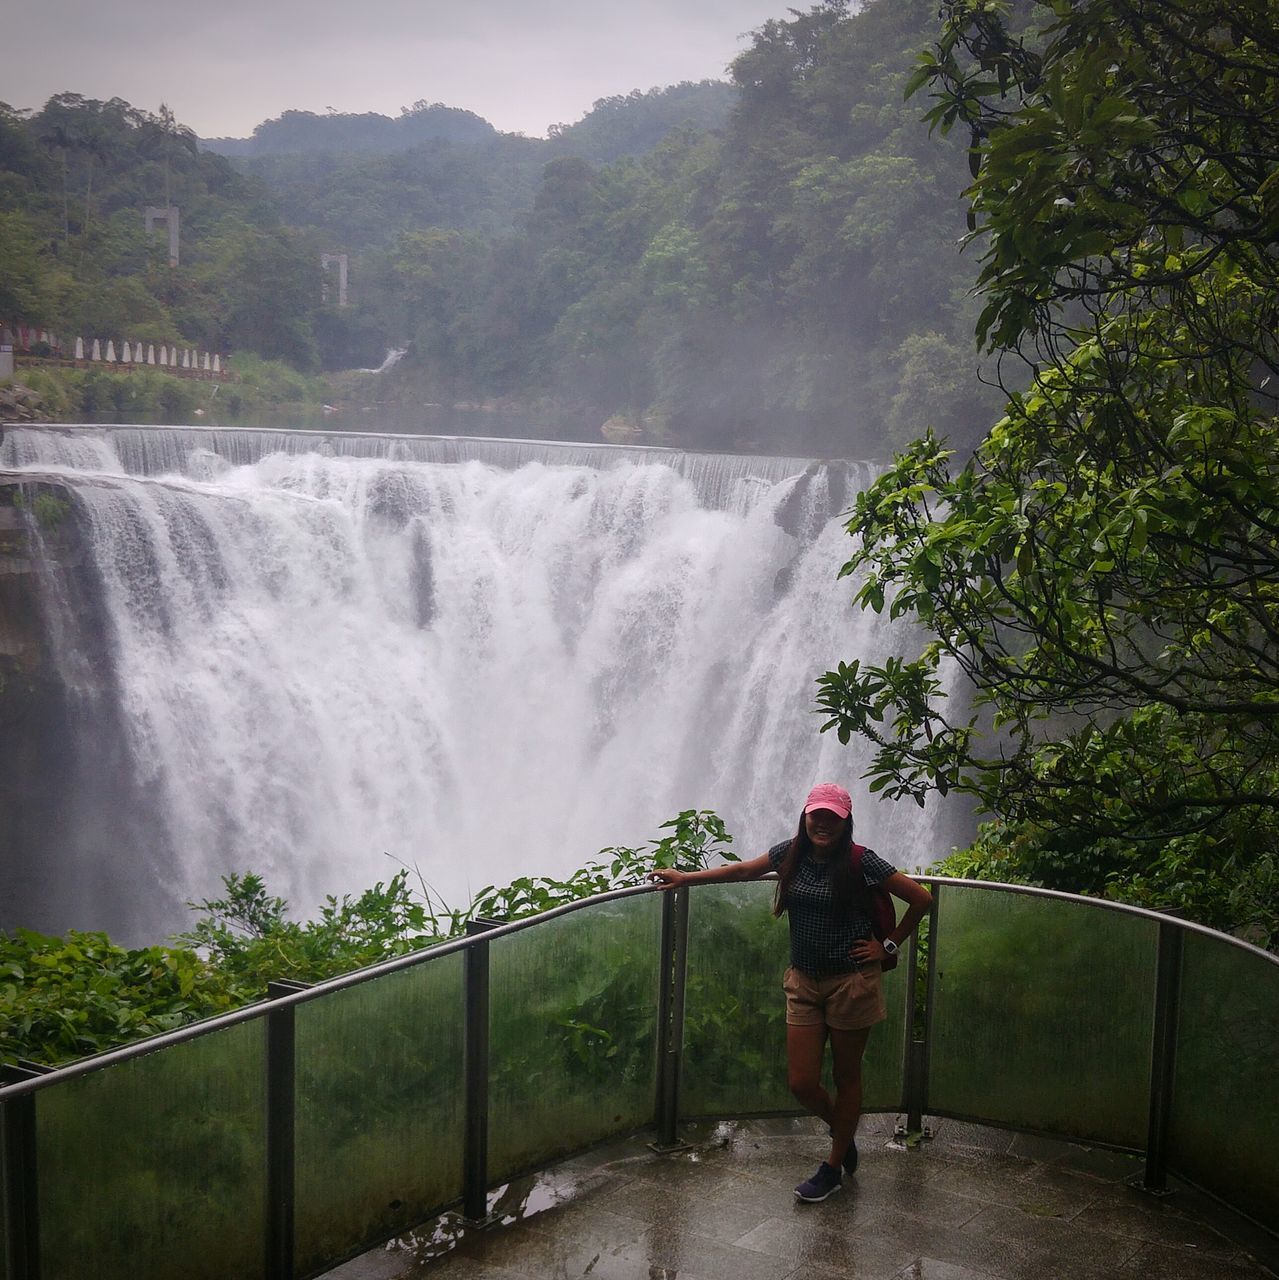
[5,356,331,427]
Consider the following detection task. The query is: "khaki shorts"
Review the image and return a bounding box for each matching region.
[784,964,887,1031]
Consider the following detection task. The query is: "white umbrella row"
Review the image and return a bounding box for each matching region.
[72,337,222,372]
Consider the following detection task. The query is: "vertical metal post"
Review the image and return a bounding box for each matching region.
[1140,919,1184,1195]
[651,887,691,1153]
[2,1064,47,1280]
[900,886,939,1142]
[463,920,498,1223]
[900,912,923,1128]
[266,980,308,1280]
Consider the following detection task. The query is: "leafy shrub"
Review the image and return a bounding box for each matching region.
[176,870,444,993]
[0,930,237,1066]
[2,810,737,1068]
[469,809,735,920]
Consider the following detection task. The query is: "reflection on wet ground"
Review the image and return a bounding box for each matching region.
[325,1115,1277,1280]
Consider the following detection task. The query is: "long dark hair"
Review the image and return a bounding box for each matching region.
[772,811,859,917]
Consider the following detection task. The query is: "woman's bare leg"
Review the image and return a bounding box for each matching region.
[826,1026,870,1168]
[786,1022,834,1126]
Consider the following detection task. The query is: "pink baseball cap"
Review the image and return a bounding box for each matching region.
[803,783,852,818]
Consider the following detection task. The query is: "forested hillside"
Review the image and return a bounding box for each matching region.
[202,100,499,158]
[1,0,1002,454]
[0,94,326,368]
[317,0,1002,454]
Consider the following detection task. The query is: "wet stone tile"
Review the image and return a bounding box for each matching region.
[1019,1159,1114,1206]
[1118,1241,1277,1280]
[593,1175,768,1247]
[1071,1197,1241,1257]
[848,1209,1048,1280]
[394,1255,528,1280]
[447,1206,649,1277]
[614,1149,740,1189]
[838,1178,991,1231]
[637,1225,804,1280]
[923,1155,1094,1219]
[924,1120,1019,1160]
[962,1203,1146,1271]
[1047,1143,1144,1182]
[890,1260,999,1280]
[731,1213,921,1278]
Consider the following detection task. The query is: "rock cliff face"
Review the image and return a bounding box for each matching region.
[0,473,157,939]
[0,382,51,423]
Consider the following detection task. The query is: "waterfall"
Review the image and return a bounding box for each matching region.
[1,425,966,941]
[360,347,409,374]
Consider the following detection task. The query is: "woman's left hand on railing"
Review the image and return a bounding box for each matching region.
[649,868,688,889]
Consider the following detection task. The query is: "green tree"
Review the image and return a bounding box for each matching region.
[817,0,1279,941]
[201,222,322,367]
[0,210,52,319]
[139,102,198,209]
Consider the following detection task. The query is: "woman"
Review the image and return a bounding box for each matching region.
[650,782,933,1202]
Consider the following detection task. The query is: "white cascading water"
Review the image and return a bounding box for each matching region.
[2,425,964,936]
[360,346,408,374]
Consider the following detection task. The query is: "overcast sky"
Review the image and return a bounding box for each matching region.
[8,0,789,139]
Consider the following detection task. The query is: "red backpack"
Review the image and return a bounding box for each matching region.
[852,843,899,971]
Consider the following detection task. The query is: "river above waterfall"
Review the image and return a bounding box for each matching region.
[1,424,966,942]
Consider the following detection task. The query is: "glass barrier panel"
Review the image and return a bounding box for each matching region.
[682,882,907,1118]
[488,894,662,1182]
[36,1020,265,1280]
[929,886,1156,1147]
[0,1103,9,1280]
[295,951,465,1276]
[1169,931,1279,1227]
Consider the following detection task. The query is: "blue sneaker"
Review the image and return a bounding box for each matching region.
[794,1161,842,1202]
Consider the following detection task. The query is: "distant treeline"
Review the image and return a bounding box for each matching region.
[237,0,1002,455]
[1,0,1004,455]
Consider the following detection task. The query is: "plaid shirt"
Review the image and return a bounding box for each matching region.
[768,840,897,976]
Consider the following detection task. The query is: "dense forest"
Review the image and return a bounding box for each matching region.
[0,0,1003,455]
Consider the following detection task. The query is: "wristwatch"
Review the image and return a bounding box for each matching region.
[881,938,899,957]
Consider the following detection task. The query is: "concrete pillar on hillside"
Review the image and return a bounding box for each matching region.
[147,344,156,365]
[75,337,85,360]
[0,328,12,379]
[159,346,169,366]
[213,354,221,373]
[91,339,101,361]
[122,341,132,363]
[321,252,349,307]
[182,349,190,369]
[144,205,181,267]
[105,340,116,362]
[202,352,210,371]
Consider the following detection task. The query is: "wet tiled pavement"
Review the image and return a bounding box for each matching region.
[326,1115,1278,1280]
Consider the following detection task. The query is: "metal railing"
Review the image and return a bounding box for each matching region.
[2,877,1276,1280]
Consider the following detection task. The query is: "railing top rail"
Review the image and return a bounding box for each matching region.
[2,874,1274,1103]
[917,875,1279,967]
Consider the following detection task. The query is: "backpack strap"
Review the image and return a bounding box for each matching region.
[851,842,899,970]
[850,842,867,884]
